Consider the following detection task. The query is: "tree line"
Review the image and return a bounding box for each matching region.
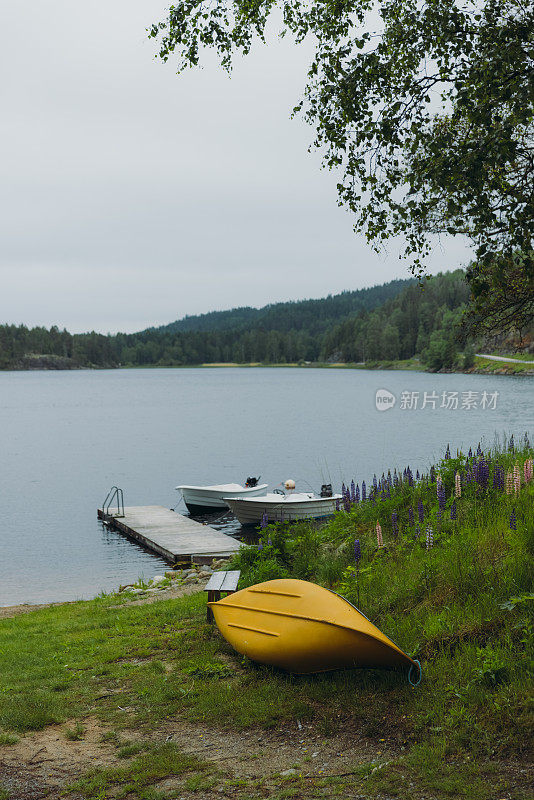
[0,272,481,371]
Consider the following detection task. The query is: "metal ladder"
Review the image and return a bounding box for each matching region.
[102,486,125,518]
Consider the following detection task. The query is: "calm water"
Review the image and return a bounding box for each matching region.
[1,367,532,605]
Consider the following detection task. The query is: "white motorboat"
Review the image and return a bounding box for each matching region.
[176,478,268,514]
[224,489,342,526]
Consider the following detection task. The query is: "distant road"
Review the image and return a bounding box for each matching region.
[476,353,534,364]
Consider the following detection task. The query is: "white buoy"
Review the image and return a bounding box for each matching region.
[284,479,296,491]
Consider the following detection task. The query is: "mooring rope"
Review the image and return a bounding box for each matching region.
[408,659,422,686]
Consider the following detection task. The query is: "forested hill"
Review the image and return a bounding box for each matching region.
[148,279,413,336]
[0,271,473,370]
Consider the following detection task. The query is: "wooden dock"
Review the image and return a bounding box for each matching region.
[97,505,241,564]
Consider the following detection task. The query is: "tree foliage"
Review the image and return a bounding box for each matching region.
[149,0,534,329]
[0,272,474,369]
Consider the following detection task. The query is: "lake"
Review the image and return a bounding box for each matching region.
[1,367,532,605]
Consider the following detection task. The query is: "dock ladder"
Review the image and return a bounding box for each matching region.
[102,486,125,518]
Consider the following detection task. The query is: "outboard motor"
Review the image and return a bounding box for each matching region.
[320,483,333,498]
[245,476,259,487]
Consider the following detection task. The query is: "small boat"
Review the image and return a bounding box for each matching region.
[224,490,341,525]
[176,478,268,514]
[209,578,418,675]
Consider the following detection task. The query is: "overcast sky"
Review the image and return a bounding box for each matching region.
[0,1,472,334]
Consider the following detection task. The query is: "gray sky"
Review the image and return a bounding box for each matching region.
[0,1,472,334]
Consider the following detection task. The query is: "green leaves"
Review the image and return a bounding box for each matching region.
[149,0,534,331]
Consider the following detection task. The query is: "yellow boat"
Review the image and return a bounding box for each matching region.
[209,578,418,676]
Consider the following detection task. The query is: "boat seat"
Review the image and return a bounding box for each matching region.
[205,570,241,622]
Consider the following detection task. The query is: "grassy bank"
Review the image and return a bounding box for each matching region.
[125,356,533,374]
[0,440,532,799]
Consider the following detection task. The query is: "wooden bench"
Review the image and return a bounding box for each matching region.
[204,570,240,622]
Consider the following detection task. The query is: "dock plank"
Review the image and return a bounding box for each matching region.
[97,505,241,562]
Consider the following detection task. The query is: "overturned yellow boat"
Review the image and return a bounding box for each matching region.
[209,578,418,675]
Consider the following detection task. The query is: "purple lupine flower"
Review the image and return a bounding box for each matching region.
[391,510,399,537]
[474,458,489,489]
[387,470,392,487]
[509,508,517,531]
[476,443,483,456]
[408,506,414,525]
[416,469,420,481]
[373,474,378,491]
[260,512,269,529]
[350,480,356,502]
[524,433,530,449]
[355,484,360,503]
[468,447,473,458]
[508,434,515,452]
[335,498,340,512]
[437,479,446,511]
[415,523,421,538]
[362,481,367,501]
[354,538,361,563]
[450,500,457,520]
[342,490,351,513]
[445,444,451,460]
[430,465,436,483]
[406,467,414,487]
[418,499,424,523]
[386,485,391,499]
[341,482,347,498]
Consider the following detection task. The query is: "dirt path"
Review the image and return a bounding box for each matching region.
[0,713,400,799]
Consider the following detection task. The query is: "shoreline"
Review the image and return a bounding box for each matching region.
[3,357,533,376]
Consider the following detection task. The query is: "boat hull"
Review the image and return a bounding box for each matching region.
[224,496,340,525]
[209,578,415,674]
[177,484,268,513]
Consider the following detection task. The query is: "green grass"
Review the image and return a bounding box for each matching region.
[474,356,534,373]
[0,438,531,799]
[68,742,212,799]
[0,733,19,745]
[230,440,534,757]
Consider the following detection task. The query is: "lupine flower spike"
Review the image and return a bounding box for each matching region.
[376,521,383,548]
[445,444,451,459]
[509,508,517,531]
[437,477,446,511]
[260,512,268,529]
[450,501,457,521]
[525,459,533,484]
[505,472,514,495]
[362,481,367,501]
[455,472,461,498]
[513,464,521,494]
[354,538,361,564]
[426,526,434,550]
[418,499,424,523]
